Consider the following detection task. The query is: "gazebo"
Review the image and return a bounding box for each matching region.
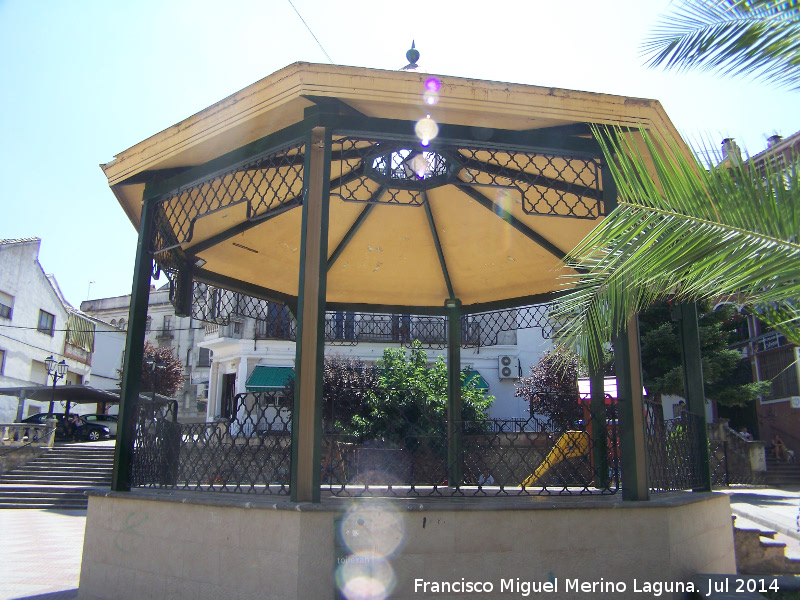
[81,60,735,600]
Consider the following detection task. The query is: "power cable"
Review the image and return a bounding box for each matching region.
[286,0,334,64]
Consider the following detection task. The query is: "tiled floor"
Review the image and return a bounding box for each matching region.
[0,509,85,600]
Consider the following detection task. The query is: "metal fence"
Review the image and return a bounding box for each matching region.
[709,426,766,487]
[131,395,291,494]
[129,395,721,497]
[645,400,706,492]
[129,393,620,497]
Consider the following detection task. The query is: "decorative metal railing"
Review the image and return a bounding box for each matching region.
[129,393,620,497]
[645,401,706,492]
[708,424,766,486]
[189,281,555,348]
[131,394,291,494]
[321,409,620,497]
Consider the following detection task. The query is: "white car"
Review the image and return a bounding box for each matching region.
[81,414,118,436]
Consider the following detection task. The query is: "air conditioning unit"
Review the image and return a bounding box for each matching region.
[498,355,517,379]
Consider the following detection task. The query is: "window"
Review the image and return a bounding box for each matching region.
[118,318,126,331]
[198,348,211,368]
[38,310,55,336]
[0,348,5,375]
[0,291,12,320]
[145,316,152,332]
[163,315,172,331]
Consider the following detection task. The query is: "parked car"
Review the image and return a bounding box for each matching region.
[19,413,111,442]
[81,413,118,436]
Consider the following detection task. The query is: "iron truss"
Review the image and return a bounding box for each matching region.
[147,133,603,257]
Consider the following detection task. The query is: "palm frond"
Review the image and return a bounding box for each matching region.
[642,0,800,90]
[552,125,800,369]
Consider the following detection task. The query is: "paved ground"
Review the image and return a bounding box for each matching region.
[0,508,83,600]
[1,486,798,599]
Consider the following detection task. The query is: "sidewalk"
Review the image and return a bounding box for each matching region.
[0,509,84,600]
[719,486,800,564]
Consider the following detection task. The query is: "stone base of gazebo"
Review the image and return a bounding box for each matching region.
[79,490,735,600]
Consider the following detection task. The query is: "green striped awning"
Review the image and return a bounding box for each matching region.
[245,366,294,391]
[463,370,489,390]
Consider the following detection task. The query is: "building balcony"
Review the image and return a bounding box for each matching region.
[203,322,243,340]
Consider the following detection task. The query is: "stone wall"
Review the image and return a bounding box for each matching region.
[79,491,735,600]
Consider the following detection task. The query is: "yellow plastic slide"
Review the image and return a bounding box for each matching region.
[522,431,589,487]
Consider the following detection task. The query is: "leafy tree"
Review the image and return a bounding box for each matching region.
[637,301,770,407]
[642,0,800,90]
[119,340,185,398]
[515,350,583,431]
[284,342,494,445]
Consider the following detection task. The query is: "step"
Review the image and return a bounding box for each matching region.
[0,476,111,485]
[16,464,113,472]
[0,502,89,509]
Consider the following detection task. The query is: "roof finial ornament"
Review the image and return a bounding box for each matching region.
[402,40,420,71]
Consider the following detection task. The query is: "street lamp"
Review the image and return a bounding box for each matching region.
[144,356,166,402]
[45,355,68,414]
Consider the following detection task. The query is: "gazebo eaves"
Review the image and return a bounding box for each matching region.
[102,62,680,230]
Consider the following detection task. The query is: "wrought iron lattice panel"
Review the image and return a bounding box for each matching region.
[454,147,602,218]
[131,393,291,494]
[321,393,619,497]
[185,281,555,347]
[330,136,602,218]
[645,401,706,492]
[150,140,306,252]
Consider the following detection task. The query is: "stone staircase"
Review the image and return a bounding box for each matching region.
[764,455,800,487]
[0,442,114,509]
[733,516,800,575]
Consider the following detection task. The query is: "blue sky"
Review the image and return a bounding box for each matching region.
[1,0,798,307]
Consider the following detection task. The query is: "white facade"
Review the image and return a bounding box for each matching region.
[0,238,94,421]
[81,285,210,422]
[200,310,551,423]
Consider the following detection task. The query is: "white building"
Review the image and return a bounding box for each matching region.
[0,238,99,421]
[81,284,211,422]
[198,293,550,424]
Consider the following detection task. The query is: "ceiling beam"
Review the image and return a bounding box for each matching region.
[184,165,366,256]
[455,184,568,262]
[423,191,455,299]
[327,194,380,271]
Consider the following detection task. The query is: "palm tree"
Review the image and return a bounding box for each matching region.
[642,0,800,90]
[552,125,800,369]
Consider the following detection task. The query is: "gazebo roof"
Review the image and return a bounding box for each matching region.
[102,62,687,313]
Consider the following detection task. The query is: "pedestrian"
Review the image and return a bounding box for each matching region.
[478,469,494,486]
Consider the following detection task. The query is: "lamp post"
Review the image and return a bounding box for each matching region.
[144,356,166,402]
[45,355,68,414]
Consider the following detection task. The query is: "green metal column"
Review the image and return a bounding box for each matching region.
[678,301,712,492]
[589,341,609,489]
[446,299,462,488]
[291,126,331,503]
[615,314,650,501]
[112,193,155,492]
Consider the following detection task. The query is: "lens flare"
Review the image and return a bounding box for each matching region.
[336,553,396,600]
[424,77,441,92]
[339,500,405,557]
[423,90,439,105]
[415,115,439,143]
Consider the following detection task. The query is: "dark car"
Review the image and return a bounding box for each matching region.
[19,413,111,442]
[81,413,118,436]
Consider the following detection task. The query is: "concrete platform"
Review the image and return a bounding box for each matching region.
[79,489,736,600]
